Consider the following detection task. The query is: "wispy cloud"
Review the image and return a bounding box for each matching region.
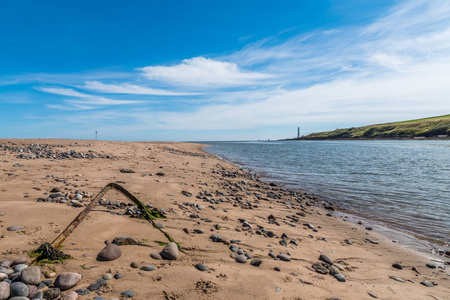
[138,57,274,87]
[80,81,196,96]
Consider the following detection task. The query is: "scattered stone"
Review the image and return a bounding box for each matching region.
[121,290,134,298]
[426,263,436,269]
[97,240,121,261]
[20,266,41,285]
[112,236,139,246]
[114,273,123,279]
[412,266,420,274]
[120,169,135,173]
[392,263,402,270]
[367,292,378,298]
[312,263,328,274]
[10,282,28,297]
[334,274,346,282]
[250,259,262,267]
[7,226,24,231]
[60,291,78,300]
[420,280,434,287]
[277,254,291,262]
[160,242,179,260]
[150,253,162,260]
[54,272,82,290]
[319,254,333,265]
[43,288,61,300]
[389,276,405,283]
[103,274,113,280]
[235,255,247,263]
[140,265,155,271]
[130,262,140,268]
[194,229,205,234]
[195,263,209,272]
[155,222,165,228]
[0,282,10,300]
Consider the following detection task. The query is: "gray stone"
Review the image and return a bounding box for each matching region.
[13,264,27,273]
[54,272,82,290]
[420,280,434,287]
[334,274,346,282]
[97,240,121,261]
[235,255,247,263]
[10,282,28,297]
[194,263,208,271]
[9,297,29,300]
[150,253,162,260]
[103,274,113,280]
[277,254,291,262]
[7,226,24,231]
[312,263,328,274]
[0,268,13,276]
[193,229,204,234]
[114,273,123,279]
[121,290,134,298]
[140,265,155,271]
[11,258,27,267]
[319,254,333,265]
[155,222,165,228]
[20,266,41,285]
[426,263,436,269]
[130,262,140,268]
[60,291,78,300]
[250,259,262,267]
[0,282,10,300]
[329,266,340,276]
[0,261,10,268]
[389,276,405,283]
[160,242,179,260]
[392,263,402,269]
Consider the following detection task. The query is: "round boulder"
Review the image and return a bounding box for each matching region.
[97,240,121,261]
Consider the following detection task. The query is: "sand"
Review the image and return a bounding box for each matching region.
[0,139,448,300]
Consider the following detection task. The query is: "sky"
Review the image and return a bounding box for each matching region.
[1,0,449,141]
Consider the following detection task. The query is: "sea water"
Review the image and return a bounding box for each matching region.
[202,140,450,254]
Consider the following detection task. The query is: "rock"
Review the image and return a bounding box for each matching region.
[160,242,179,260]
[150,253,162,260]
[112,236,139,246]
[43,288,61,299]
[389,276,405,283]
[20,266,41,285]
[103,274,113,280]
[0,282,10,300]
[140,266,155,271]
[13,264,28,273]
[60,291,78,300]
[0,267,13,276]
[11,258,27,267]
[392,263,403,270]
[412,266,420,274]
[130,262,140,268]
[312,263,328,274]
[195,263,209,271]
[250,259,262,267]
[31,291,43,299]
[54,272,82,290]
[277,254,291,262]
[114,273,123,279]
[155,222,165,228]
[10,282,28,297]
[426,263,436,269]
[97,240,121,261]
[121,290,134,298]
[194,229,204,234]
[319,254,333,265]
[210,235,223,242]
[235,255,247,263]
[7,226,24,231]
[0,273,7,281]
[329,266,340,276]
[367,292,378,298]
[334,274,346,282]
[420,280,434,287]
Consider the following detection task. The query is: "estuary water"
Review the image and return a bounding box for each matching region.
[202,140,450,253]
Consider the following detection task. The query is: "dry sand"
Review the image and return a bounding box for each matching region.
[0,139,448,300]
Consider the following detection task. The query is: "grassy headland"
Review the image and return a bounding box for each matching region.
[299,114,450,140]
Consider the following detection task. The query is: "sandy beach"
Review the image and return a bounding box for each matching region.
[0,139,448,300]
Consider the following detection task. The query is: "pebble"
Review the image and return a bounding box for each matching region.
[319,254,333,265]
[150,253,162,260]
[140,265,155,271]
[160,242,179,260]
[114,273,123,279]
[103,274,113,280]
[334,274,346,282]
[194,229,204,234]
[7,226,24,231]
[312,263,328,274]
[420,280,434,287]
[54,272,82,290]
[60,291,78,300]
[389,276,405,283]
[155,222,165,228]
[0,282,10,300]
[97,240,121,261]
[367,292,378,298]
[11,258,27,266]
[392,263,402,270]
[250,259,262,267]
[121,290,134,298]
[277,254,291,262]
[112,236,139,246]
[31,291,43,299]
[43,288,61,300]
[194,263,209,272]
[130,262,140,268]
[20,266,41,285]
[235,255,247,263]
[426,263,436,269]
[10,282,28,297]
[210,235,223,242]
[13,264,28,273]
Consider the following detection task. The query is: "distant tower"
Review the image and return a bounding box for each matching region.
[297,127,300,139]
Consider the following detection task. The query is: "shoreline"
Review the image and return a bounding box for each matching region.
[201,144,449,259]
[1,139,449,299]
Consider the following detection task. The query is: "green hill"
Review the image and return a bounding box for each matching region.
[302,115,450,139]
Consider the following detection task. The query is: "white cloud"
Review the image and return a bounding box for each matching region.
[81,81,195,96]
[138,57,274,87]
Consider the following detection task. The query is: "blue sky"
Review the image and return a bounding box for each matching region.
[1,0,449,141]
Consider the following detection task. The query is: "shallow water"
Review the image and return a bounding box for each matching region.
[202,140,450,249]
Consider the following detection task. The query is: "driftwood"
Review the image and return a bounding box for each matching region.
[32,183,177,264]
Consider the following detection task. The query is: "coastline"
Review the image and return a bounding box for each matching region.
[0,139,449,299]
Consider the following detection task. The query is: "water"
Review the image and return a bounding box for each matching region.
[202,140,450,252]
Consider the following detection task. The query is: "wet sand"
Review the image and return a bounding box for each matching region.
[0,139,448,299]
